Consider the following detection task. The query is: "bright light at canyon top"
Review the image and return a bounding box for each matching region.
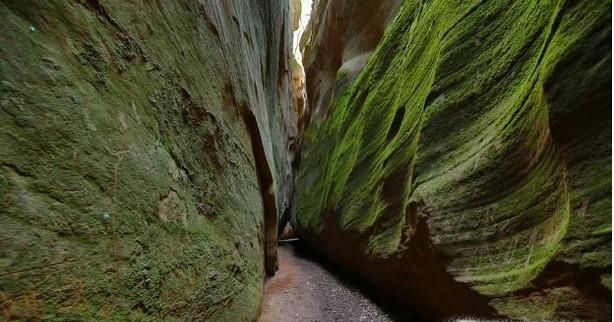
[293,0,313,67]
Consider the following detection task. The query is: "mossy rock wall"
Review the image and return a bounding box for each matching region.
[0,1,295,321]
[296,0,611,320]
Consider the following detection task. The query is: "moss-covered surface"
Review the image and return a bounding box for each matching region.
[0,1,294,321]
[296,0,611,320]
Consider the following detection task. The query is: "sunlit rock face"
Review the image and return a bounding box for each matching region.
[0,1,295,321]
[296,0,611,321]
[299,0,402,125]
[291,59,307,152]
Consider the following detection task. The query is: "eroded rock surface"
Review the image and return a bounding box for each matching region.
[296,0,611,321]
[300,0,401,125]
[0,1,296,321]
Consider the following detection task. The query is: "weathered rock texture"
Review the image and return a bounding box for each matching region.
[296,0,611,321]
[289,58,307,175]
[0,1,296,321]
[300,0,402,125]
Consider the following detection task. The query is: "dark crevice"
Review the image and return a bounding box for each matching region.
[511,261,612,321]
[386,107,405,141]
[239,106,278,276]
[296,206,500,322]
[278,206,292,237]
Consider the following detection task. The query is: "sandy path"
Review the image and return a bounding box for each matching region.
[258,242,398,322]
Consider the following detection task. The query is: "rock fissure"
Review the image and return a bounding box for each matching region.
[240,107,279,276]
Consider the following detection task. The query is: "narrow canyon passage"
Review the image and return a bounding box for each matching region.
[258,242,405,322]
[0,1,610,321]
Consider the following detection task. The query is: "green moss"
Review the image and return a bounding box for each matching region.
[600,274,611,290]
[0,1,291,321]
[296,0,610,319]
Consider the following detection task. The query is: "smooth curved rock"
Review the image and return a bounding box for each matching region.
[296,0,611,321]
[300,0,401,125]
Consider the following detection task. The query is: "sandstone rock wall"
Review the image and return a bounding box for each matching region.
[296,0,611,320]
[0,1,295,321]
[300,0,401,125]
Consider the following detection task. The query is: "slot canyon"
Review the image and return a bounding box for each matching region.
[0,0,611,321]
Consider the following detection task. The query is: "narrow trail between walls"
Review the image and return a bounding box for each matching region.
[258,242,409,322]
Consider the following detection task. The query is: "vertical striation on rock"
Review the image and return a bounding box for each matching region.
[0,0,296,321]
[296,0,611,321]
